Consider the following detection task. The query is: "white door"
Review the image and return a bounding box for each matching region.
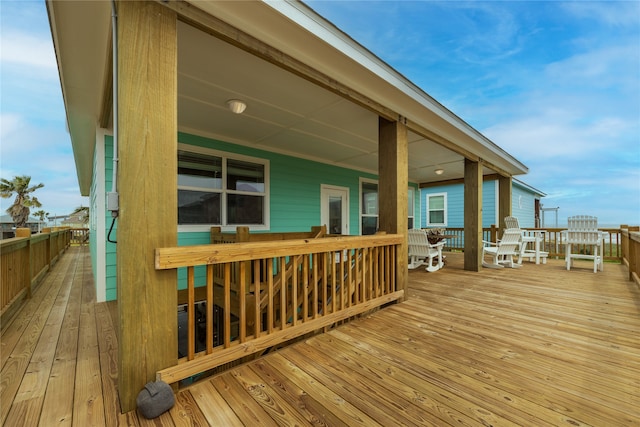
[321,185,349,235]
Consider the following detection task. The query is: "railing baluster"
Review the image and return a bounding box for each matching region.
[267,259,273,334]
[292,256,298,326]
[279,257,286,329]
[239,261,246,343]
[187,266,195,361]
[224,263,231,348]
[206,265,214,353]
[254,259,261,338]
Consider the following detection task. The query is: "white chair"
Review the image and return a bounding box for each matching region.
[503,216,548,265]
[482,228,523,269]
[564,215,603,273]
[408,229,445,272]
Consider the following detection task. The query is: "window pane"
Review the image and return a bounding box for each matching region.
[408,217,414,229]
[429,211,444,224]
[407,189,414,213]
[362,182,378,215]
[227,194,264,224]
[178,190,220,224]
[178,151,222,189]
[329,195,342,234]
[361,217,378,235]
[227,159,264,192]
[429,195,444,210]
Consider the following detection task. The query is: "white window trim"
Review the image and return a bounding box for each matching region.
[426,192,447,227]
[177,143,270,232]
[359,177,378,235]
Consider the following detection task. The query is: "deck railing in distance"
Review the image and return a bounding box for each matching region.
[621,226,640,285]
[433,226,630,262]
[0,227,71,328]
[155,233,403,384]
[69,227,89,246]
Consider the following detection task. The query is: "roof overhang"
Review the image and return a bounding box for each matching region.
[47,0,527,196]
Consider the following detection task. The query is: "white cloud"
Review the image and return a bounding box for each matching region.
[0,30,56,70]
[562,2,640,27]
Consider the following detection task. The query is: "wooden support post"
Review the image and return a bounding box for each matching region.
[464,159,482,271]
[116,1,177,412]
[498,175,512,237]
[378,117,408,300]
[15,228,32,299]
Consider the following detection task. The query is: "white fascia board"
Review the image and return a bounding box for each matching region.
[264,1,527,174]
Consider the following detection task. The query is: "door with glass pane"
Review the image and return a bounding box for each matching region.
[321,185,349,235]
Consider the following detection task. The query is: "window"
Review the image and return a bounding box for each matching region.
[178,146,268,230]
[361,181,378,235]
[426,193,446,226]
[360,179,417,234]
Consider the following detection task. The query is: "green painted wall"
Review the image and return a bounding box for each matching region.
[98,131,416,300]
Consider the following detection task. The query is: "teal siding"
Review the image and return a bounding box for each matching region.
[98,131,412,299]
[178,132,377,234]
[421,181,498,228]
[512,184,536,228]
[104,136,118,301]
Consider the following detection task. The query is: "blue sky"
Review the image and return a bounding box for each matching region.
[1,0,88,220]
[1,1,639,226]
[308,0,640,226]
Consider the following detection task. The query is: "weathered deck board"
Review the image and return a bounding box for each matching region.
[1,247,639,426]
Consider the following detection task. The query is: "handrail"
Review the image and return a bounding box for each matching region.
[436,226,626,262]
[1,227,72,327]
[621,227,640,286]
[155,234,403,384]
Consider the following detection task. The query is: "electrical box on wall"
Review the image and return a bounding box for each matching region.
[107,192,119,213]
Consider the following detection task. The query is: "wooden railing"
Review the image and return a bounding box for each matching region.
[155,233,403,384]
[436,226,627,262]
[70,227,89,246]
[621,227,640,286]
[0,227,71,327]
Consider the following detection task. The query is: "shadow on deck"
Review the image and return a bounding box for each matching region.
[1,246,639,425]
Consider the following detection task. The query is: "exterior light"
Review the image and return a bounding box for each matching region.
[435,169,444,175]
[226,99,247,114]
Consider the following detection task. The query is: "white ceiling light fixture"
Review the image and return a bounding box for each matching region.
[435,168,444,175]
[226,99,247,114]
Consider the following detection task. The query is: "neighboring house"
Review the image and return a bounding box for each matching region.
[47,1,529,410]
[0,214,42,238]
[421,177,546,229]
[60,211,89,229]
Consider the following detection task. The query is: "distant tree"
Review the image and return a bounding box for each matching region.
[33,209,49,232]
[71,206,89,224]
[33,209,49,222]
[0,175,44,228]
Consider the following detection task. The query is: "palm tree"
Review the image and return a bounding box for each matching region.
[0,176,44,228]
[33,209,49,232]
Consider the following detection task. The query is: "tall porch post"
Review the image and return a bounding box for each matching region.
[116,1,178,412]
[378,117,408,300]
[498,175,512,236]
[464,158,483,271]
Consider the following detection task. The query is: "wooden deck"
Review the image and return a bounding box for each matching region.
[2,246,638,426]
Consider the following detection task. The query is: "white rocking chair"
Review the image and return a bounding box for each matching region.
[408,229,445,272]
[504,216,548,265]
[563,215,603,273]
[482,228,523,269]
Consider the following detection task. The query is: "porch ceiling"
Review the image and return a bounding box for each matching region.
[177,21,472,184]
